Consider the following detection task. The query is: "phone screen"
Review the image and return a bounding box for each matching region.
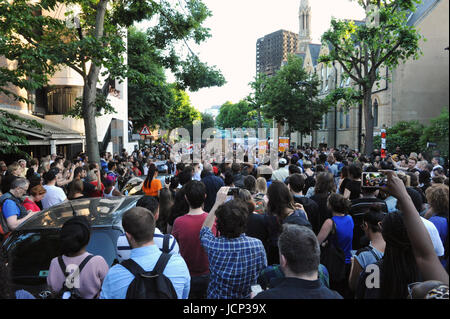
[361,172,387,188]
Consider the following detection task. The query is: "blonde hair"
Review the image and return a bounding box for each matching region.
[256,177,267,194]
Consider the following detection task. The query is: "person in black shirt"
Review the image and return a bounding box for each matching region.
[350,187,388,250]
[310,172,336,231]
[287,174,320,235]
[343,164,362,200]
[254,224,342,299]
[407,157,420,174]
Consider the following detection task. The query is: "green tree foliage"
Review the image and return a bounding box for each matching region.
[127,27,175,130]
[200,112,215,129]
[0,0,225,163]
[0,110,42,157]
[420,108,449,157]
[320,0,423,155]
[373,120,424,155]
[261,55,328,135]
[215,100,255,129]
[167,89,201,130]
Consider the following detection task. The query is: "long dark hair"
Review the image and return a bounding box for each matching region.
[157,188,173,234]
[267,181,295,221]
[143,163,157,189]
[379,211,420,299]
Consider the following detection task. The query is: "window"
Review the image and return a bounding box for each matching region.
[373,99,379,127]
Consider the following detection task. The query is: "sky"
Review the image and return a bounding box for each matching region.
[173,0,366,112]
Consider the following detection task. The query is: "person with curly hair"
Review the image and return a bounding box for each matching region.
[425,184,449,269]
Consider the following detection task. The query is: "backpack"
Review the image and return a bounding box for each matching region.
[120,253,177,299]
[253,193,266,215]
[0,208,11,243]
[319,221,346,283]
[57,254,94,299]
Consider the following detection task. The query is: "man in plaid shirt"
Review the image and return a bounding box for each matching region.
[200,187,267,299]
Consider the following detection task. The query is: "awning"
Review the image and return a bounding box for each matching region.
[0,106,84,146]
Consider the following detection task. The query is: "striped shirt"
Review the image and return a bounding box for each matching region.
[116,228,179,262]
[200,227,267,299]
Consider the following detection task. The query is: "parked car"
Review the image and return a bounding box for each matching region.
[1,195,142,296]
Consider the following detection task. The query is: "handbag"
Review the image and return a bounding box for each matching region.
[320,220,346,283]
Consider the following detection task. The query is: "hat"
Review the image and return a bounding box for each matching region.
[279,158,287,165]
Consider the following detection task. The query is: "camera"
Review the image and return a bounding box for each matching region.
[361,172,387,189]
[227,187,240,197]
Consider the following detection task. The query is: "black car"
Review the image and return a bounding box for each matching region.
[1,195,142,296]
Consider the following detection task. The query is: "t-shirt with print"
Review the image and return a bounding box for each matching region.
[47,252,109,299]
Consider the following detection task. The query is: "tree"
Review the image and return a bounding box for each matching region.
[215,100,255,129]
[320,0,423,155]
[420,108,449,157]
[261,55,328,136]
[1,0,225,164]
[127,26,175,130]
[167,88,201,131]
[200,112,215,130]
[247,73,268,129]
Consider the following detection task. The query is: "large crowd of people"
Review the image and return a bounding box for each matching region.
[0,142,449,299]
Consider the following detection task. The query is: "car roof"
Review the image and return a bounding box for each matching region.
[17,196,143,231]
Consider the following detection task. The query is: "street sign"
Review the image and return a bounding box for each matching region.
[139,125,151,136]
[278,137,290,152]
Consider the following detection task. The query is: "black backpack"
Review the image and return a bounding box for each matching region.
[320,221,346,283]
[57,254,94,299]
[120,253,177,299]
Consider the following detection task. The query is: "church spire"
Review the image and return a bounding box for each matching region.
[298,0,312,54]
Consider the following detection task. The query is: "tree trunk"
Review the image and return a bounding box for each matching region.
[363,87,374,156]
[81,0,108,165]
[82,79,100,164]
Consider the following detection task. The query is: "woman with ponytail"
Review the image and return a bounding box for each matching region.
[142,163,162,197]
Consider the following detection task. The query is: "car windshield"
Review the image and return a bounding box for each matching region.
[18,196,142,230]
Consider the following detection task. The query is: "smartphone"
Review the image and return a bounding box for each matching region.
[361,172,387,189]
[227,187,240,197]
[251,284,263,295]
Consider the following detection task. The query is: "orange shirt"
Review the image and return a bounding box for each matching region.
[142,179,162,197]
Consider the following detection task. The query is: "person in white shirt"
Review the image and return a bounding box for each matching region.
[41,168,67,210]
[116,195,179,261]
[271,158,290,182]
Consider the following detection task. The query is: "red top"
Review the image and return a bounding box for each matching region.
[23,198,40,212]
[89,181,105,198]
[171,213,217,276]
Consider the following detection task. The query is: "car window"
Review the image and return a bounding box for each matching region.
[4,228,122,285]
[5,230,60,285]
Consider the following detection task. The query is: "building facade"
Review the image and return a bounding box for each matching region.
[256,30,299,77]
[300,0,449,152]
[0,3,137,162]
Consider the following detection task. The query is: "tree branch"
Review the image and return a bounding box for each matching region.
[375,41,402,70]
